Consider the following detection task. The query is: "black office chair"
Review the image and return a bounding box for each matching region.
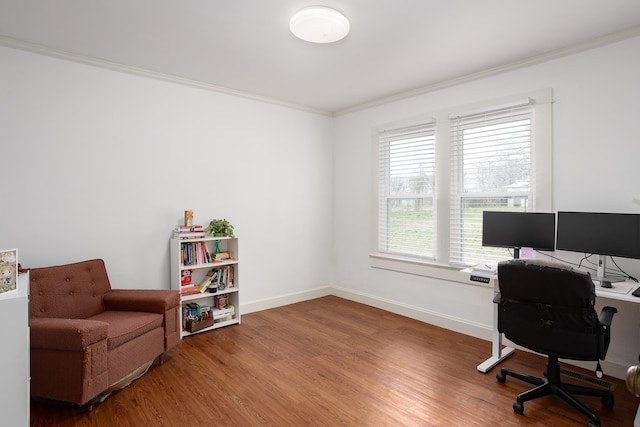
[494,259,617,427]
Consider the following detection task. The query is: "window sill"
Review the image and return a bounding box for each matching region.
[369,253,495,288]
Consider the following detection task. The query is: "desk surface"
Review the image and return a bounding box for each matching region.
[595,280,640,303]
[465,266,640,303]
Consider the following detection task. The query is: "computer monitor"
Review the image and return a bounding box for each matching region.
[556,211,640,282]
[482,211,556,259]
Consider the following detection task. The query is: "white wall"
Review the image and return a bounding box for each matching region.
[2,34,640,377]
[0,46,334,305]
[332,35,640,376]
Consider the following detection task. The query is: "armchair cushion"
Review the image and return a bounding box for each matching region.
[89,311,163,350]
[104,289,181,351]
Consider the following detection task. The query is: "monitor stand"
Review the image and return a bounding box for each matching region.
[594,254,625,283]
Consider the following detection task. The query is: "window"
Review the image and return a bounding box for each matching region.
[372,90,552,277]
[377,120,436,259]
[449,100,534,265]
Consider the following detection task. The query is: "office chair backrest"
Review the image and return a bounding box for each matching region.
[497,259,605,361]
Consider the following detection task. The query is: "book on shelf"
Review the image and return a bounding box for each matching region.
[174,231,206,239]
[202,244,212,263]
[181,284,200,296]
[197,269,217,293]
[213,251,231,260]
[213,304,235,322]
[213,306,235,316]
[174,224,206,239]
[175,225,204,232]
[227,265,234,288]
[216,268,225,291]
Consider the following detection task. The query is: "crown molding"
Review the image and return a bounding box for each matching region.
[2,25,639,118]
[0,35,333,117]
[334,25,640,116]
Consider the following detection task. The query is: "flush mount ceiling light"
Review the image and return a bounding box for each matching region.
[289,6,350,43]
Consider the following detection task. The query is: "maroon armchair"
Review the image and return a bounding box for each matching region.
[29,259,180,406]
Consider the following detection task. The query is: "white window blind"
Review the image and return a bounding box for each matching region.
[377,121,436,259]
[449,101,534,265]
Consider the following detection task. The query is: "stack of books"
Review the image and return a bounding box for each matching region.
[213,305,235,323]
[180,283,201,296]
[173,225,205,239]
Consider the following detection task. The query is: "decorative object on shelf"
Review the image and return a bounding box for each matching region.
[205,218,235,238]
[184,210,194,226]
[0,248,17,294]
[186,316,214,333]
[181,269,193,285]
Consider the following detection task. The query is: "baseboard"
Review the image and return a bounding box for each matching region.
[329,286,493,341]
[242,286,334,314]
[243,285,630,380]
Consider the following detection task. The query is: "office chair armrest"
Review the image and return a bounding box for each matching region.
[599,306,618,328]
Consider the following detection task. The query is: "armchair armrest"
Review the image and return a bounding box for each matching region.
[30,318,108,351]
[599,306,618,329]
[104,289,180,314]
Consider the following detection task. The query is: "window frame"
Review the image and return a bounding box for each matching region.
[371,89,553,284]
[376,119,437,260]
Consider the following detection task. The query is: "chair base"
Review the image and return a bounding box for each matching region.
[496,355,614,427]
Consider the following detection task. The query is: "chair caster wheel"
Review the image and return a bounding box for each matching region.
[496,372,506,383]
[601,395,614,408]
[587,421,600,427]
[513,400,524,414]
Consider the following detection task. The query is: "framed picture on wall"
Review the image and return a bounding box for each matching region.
[0,248,18,294]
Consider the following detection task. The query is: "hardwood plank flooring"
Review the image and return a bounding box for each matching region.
[31,296,638,426]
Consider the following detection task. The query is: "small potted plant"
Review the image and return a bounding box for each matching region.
[205,218,235,238]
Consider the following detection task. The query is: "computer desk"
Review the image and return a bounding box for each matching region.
[476,274,639,373]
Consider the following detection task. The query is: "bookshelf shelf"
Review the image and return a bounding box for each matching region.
[170,235,240,338]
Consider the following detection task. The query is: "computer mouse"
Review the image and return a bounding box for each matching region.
[601,280,612,288]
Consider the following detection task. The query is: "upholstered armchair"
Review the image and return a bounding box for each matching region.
[29,259,180,406]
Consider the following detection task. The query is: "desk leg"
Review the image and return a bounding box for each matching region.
[477,281,514,373]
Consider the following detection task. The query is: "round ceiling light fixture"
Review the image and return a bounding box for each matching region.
[289,6,350,43]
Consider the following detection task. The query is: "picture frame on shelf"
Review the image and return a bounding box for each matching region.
[0,248,18,295]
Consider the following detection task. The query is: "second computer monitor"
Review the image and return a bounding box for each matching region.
[556,211,640,260]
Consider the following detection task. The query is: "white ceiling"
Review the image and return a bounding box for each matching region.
[1,0,640,115]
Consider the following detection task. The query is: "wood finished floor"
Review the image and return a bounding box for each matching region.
[31,295,638,426]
